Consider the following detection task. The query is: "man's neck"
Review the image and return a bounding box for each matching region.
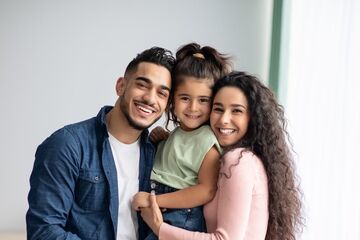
[106,107,142,144]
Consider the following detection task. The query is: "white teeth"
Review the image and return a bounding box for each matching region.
[137,105,152,113]
[185,114,199,119]
[219,128,235,135]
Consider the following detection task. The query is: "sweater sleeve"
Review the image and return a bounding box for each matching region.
[159,152,257,240]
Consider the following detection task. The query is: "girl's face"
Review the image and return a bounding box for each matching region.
[174,77,212,131]
[210,86,250,147]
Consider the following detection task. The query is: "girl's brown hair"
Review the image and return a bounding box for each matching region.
[166,43,232,129]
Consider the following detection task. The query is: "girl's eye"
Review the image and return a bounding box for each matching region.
[180,96,190,101]
[199,98,210,104]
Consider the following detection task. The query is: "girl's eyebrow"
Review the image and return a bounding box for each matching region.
[177,93,210,98]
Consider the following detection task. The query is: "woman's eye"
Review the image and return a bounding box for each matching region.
[212,107,223,112]
[233,109,243,113]
[180,97,190,101]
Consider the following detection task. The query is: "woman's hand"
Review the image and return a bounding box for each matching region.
[140,191,164,236]
[150,126,170,144]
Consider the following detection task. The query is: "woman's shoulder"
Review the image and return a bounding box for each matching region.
[223,148,264,170]
[223,148,255,160]
[222,148,267,185]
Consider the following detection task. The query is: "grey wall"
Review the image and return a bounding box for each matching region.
[0,0,273,231]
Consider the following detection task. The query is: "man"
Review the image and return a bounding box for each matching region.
[26,47,175,240]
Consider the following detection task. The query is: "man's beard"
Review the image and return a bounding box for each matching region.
[119,97,161,131]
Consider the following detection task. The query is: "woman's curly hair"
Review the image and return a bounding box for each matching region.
[212,71,304,240]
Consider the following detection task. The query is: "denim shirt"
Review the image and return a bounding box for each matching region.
[26,106,155,240]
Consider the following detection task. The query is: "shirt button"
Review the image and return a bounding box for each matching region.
[94,176,99,181]
[187,209,191,212]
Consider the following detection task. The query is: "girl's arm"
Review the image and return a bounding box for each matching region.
[156,146,220,209]
[149,153,264,240]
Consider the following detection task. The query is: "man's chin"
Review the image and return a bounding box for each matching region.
[127,116,160,131]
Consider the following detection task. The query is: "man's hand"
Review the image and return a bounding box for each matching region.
[132,191,151,211]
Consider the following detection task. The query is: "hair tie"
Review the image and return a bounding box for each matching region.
[192,53,205,59]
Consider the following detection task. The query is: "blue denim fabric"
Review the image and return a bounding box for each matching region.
[145,181,206,240]
[26,106,155,240]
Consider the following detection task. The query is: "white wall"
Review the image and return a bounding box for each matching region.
[0,0,273,231]
[280,1,360,239]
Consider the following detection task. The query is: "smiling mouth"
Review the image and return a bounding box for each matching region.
[135,102,156,115]
[219,128,235,135]
[185,114,201,119]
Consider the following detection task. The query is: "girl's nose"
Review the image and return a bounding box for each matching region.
[189,100,197,111]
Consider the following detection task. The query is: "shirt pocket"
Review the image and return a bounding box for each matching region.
[75,169,108,211]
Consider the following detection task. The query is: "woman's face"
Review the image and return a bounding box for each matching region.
[210,86,250,147]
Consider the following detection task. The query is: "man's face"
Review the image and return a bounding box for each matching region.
[117,62,171,130]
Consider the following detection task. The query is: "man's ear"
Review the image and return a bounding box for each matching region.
[116,77,126,96]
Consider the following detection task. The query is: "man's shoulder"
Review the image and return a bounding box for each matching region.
[63,106,110,136]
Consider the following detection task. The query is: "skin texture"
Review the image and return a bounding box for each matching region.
[106,62,172,144]
[210,87,250,147]
[174,77,212,131]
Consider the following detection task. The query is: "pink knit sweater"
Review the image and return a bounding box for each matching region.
[159,148,269,240]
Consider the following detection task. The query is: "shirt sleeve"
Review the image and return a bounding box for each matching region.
[26,128,82,240]
[159,152,257,240]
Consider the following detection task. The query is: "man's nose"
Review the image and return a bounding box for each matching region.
[144,89,156,104]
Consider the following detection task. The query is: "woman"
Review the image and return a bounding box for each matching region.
[140,71,303,240]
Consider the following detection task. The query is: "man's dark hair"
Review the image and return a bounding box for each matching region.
[125,47,175,75]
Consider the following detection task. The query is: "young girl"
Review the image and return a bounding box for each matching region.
[132,43,232,239]
[140,72,304,240]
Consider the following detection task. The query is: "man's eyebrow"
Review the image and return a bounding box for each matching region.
[135,77,170,92]
[135,76,151,83]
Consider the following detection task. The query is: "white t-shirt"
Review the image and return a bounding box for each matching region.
[108,133,140,240]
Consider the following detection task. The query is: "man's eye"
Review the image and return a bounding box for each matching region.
[137,82,147,88]
[159,91,168,98]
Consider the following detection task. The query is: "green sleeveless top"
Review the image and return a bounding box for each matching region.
[151,125,221,189]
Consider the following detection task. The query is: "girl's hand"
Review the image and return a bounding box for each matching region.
[132,192,150,210]
[140,192,163,236]
[150,126,170,144]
